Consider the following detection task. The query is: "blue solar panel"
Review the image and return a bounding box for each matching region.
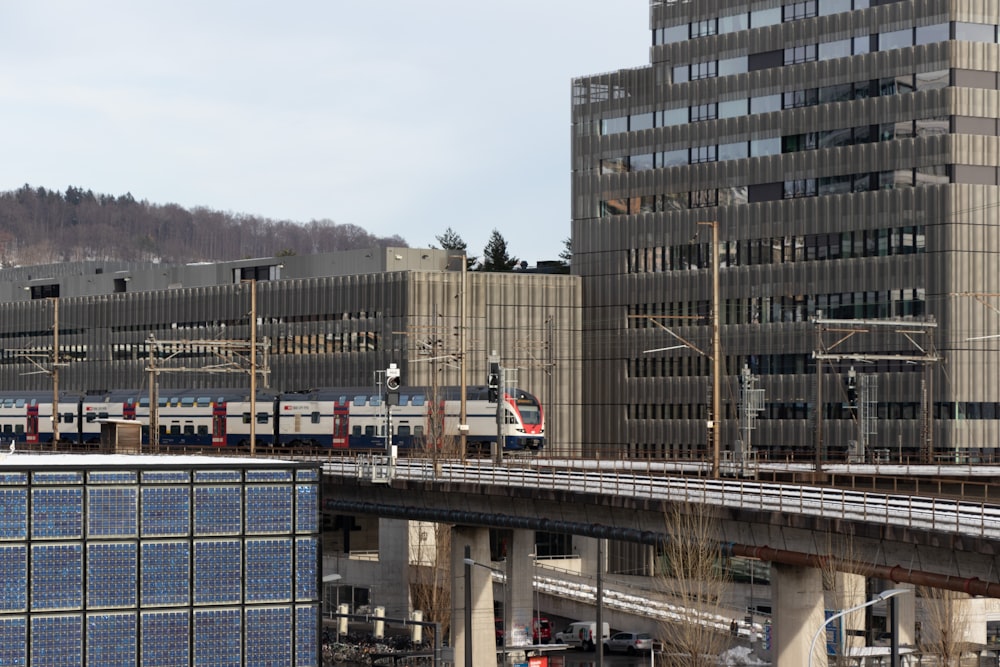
[32,471,83,485]
[194,608,241,666]
[295,538,318,601]
[246,469,293,483]
[246,485,293,534]
[193,540,241,605]
[31,543,83,610]
[87,542,138,609]
[31,614,83,664]
[194,486,242,536]
[141,486,191,537]
[0,617,26,665]
[246,606,292,666]
[31,487,83,538]
[0,487,27,540]
[141,542,190,606]
[295,605,319,666]
[88,486,139,537]
[295,484,319,533]
[296,469,319,482]
[89,471,138,484]
[0,545,27,612]
[193,470,241,483]
[246,538,292,603]
[0,471,27,485]
[141,610,189,666]
[87,612,137,666]
[143,470,191,484]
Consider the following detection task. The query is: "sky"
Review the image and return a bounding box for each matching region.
[0,2,650,263]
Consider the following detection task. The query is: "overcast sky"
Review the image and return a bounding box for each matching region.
[0,2,650,263]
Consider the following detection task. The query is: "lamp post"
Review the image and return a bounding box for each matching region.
[808,588,910,667]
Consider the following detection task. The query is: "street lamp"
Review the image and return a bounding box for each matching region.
[808,588,911,667]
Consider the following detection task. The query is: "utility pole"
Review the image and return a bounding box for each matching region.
[698,221,721,479]
[249,279,257,457]
[51,297,59,447]
[460,256,468,454]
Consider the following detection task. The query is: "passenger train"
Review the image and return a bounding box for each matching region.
[0,385,545,453]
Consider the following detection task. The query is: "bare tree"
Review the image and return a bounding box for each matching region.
[917,587,974,666]
[409,521,452,642]
[816,534,870,666]
[656,502,734,666]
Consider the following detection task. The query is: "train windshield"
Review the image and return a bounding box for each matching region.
[517,404,541,425]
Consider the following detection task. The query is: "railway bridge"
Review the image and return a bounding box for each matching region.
[318,456,1000,666]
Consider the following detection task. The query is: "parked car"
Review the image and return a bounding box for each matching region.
[605,631,654,655]
[554,621,610,651]
[531,617,551,644]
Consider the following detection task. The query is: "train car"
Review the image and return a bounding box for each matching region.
[0,383,545,453]
[0,390,84,446]
[275,384,545,453]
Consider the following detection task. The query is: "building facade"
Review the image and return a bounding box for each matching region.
[0,453,320,666]
[0,251,581,453]
[572,1,1000,462]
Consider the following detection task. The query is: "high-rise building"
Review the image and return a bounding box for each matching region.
[572,1,1000,463]
[0,453,321,666]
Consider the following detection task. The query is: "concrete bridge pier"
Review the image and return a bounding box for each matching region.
[772,563,826,667]
[377,518,411,618]
[504,529,536,646]
[451,525,496,667]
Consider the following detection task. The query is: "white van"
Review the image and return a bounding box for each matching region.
[554,621,611,651]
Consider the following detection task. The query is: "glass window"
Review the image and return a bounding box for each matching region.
[719,98,749,118]
[658,149,688,168]
[600,157,628,175]
[750,94,781,114]
[819,128,853,148]
[818,175,852,195]
[631,112,655,131]
[690,18,718,38]
[719,186,748,205]
[784,89,818,108]
[782,133,818,152]
[691,61,718,80]
[658,24,689,45]
[601,117,629,135]
[819,0,852,15]
[601,199,629,216]
[916,117,948,137]
[750,7,781,28]
[915,69,949,91]
[672,65,689,84]
[784,44,818,64]
[631,153,654,171]
[880,170,914,188]
[719,141,749,161]
[659,107,688,127]
[718,13,749,33]
[691,145,717,163]
[690,103,718,122]
[750,137,781,156]
[719,55,748,76]
[819,83,853,103]
[915,23,949,45]
[954,22,997,43]
[853,35,871,54]
[819,39,852,59]
[783,1,817,21]
[853,125,871,144]
[915,165,949,185]
[690,189,719,208]
[879,28,913,51]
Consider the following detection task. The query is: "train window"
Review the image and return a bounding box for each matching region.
[411,395,425,406]
[364,426,375,437]
[352,426,362,436]
[158,398,168,407]
[181,398,195,407]
[370,396,382,406]
[183,425,195,435]
[256,412,269,423]
[62,413,74,423]
[1,399,12,408]
[338,396,348,405]
[197,425,209,435]
[242,412,252,424]
[413,426,424,437]
[311,412,321,424]
[99,412,109,420]
[86,413,97,423]
[354,395,367,405]
[2,425,10,433]
[398,426,410,436]
[24,400,32,407]
[197,397,210,406]
[14,425,22,434]
[138,398,149,407]
[170,425,181,435]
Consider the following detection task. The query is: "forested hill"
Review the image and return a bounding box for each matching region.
[0,184,407,266]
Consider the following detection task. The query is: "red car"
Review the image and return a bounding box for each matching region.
[532,617,552,644]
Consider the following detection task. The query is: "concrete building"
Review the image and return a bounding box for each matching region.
[572,0,1000,463]
[0,452,320,666]
[0,250,581,453]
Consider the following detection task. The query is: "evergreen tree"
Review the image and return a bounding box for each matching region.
[559,236,572,267]
[480,229,519,272]
[434,227,477,269]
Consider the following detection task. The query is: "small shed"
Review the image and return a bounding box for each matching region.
[99,419,143,454]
